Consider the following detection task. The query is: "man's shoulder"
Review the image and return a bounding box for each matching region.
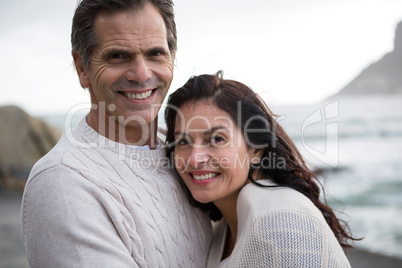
[27,132,96,183]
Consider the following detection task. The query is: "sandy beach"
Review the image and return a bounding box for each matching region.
[1,190,401,268]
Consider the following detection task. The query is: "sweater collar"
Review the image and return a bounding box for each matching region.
[67,117,167,160]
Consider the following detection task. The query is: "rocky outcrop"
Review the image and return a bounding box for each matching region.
[0,106,62,191]
[335,21,402,96]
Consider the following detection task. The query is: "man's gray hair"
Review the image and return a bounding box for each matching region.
[71,0,177,70]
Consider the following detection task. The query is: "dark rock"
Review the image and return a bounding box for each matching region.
[334,21,402,96]
[0,106,62,191]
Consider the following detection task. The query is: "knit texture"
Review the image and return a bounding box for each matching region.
[21,118,212,268]
[207,181,351,268]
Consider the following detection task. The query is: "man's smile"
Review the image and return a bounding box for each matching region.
[119,89,156,100]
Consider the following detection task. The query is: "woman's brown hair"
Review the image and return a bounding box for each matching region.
[165,71,357,248]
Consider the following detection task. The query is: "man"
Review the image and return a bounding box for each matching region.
[21,0,212,267]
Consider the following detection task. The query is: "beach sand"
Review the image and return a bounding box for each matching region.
[346,248,402,268]
[1,190,401,268]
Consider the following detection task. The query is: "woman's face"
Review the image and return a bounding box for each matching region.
[173,101,259,207]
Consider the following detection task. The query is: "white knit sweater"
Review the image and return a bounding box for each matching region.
[21,118,212,268]
[207,180,351,268]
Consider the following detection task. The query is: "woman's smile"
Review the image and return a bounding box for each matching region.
[188,171,221,185]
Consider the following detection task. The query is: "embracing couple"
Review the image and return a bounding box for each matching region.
[21,1,356,267]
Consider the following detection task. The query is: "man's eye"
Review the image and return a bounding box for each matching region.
[109,53,125,59]
[148,49,167,58]
[105,52,130,62]
[150,51,162,57]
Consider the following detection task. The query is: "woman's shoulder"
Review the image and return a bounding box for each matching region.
[237,180,324,223]
[233,180,351,268]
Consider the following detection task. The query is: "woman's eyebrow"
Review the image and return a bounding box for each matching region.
[174,126,229,137]
[174,131,186,137]
[204,126,230,134]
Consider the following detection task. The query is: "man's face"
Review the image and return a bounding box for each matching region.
[76,4,174,129]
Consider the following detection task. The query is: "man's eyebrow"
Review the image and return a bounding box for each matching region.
[102,46,169,56]
[147,46,170,54]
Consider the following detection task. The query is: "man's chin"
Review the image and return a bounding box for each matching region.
[117,113,158,128]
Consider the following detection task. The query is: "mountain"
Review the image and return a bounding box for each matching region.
[334,21,402,96]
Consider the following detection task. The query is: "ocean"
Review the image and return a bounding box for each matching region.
[272,95,402,259]
[40,94,402,259]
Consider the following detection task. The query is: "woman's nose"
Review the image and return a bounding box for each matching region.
[188,145,210,168]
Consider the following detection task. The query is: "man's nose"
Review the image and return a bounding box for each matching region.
[125,56,152,84]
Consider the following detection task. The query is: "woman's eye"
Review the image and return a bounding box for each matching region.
[210,135,225,145]
[177,139,189,146]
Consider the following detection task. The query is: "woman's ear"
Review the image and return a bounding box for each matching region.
[250,148,263,164]
[73,52,90,89]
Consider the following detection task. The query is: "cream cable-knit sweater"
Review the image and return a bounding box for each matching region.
[207,180,351,268]
[21,118,212,268]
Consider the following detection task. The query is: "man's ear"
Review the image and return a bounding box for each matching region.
[73,52,90,89]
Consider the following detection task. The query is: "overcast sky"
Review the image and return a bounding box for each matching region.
[1,0,402,115]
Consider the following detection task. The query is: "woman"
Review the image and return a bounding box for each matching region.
[165,71,355,267]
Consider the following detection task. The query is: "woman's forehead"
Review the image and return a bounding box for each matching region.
[175,101,234,131]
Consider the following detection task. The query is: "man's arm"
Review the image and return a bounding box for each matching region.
[21,165,140,268]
